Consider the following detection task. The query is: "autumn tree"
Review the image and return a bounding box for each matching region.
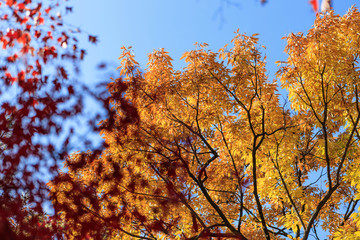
[0,0,104,238]
[50,8,360,240]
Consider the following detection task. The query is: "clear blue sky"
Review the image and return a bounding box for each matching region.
[64,0,358,85]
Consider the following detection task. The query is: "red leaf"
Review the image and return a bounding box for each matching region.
[7,54,18,62]
[6,0,15,7]
[68,86,74,95]
[66,7,73,13]
[34,30,41,38]
[80,49,86,60]
[309,0,319,12]
[18,3,25,10]
[5,72,16,83]
[58,67,68,79]
[47,31,53,39]
[20,17,28,24]
[88,35,98,44]
[17,32,31,44]
[18,70,25,81]
[5,72,12,78]
[38,17,44,25]
[45,7,51,14]
[97,62,107,69]
[32,99,38,106]
[35,60,42,74]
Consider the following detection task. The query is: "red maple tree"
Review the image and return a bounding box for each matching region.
[0,0,105,238]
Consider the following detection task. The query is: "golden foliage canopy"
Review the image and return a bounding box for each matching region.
[50,8,360,240]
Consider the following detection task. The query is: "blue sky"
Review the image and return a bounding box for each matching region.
[65,0,358,85]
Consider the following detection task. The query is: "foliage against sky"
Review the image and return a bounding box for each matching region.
[0,0,358,239]
[0,0,104,238]
[50,8,360,240]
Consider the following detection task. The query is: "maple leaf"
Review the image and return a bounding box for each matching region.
[66,7,73,13]
[88,35,98,44]
[309,0,319,12]
[17,3,25,11]
[58,66,68,79]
